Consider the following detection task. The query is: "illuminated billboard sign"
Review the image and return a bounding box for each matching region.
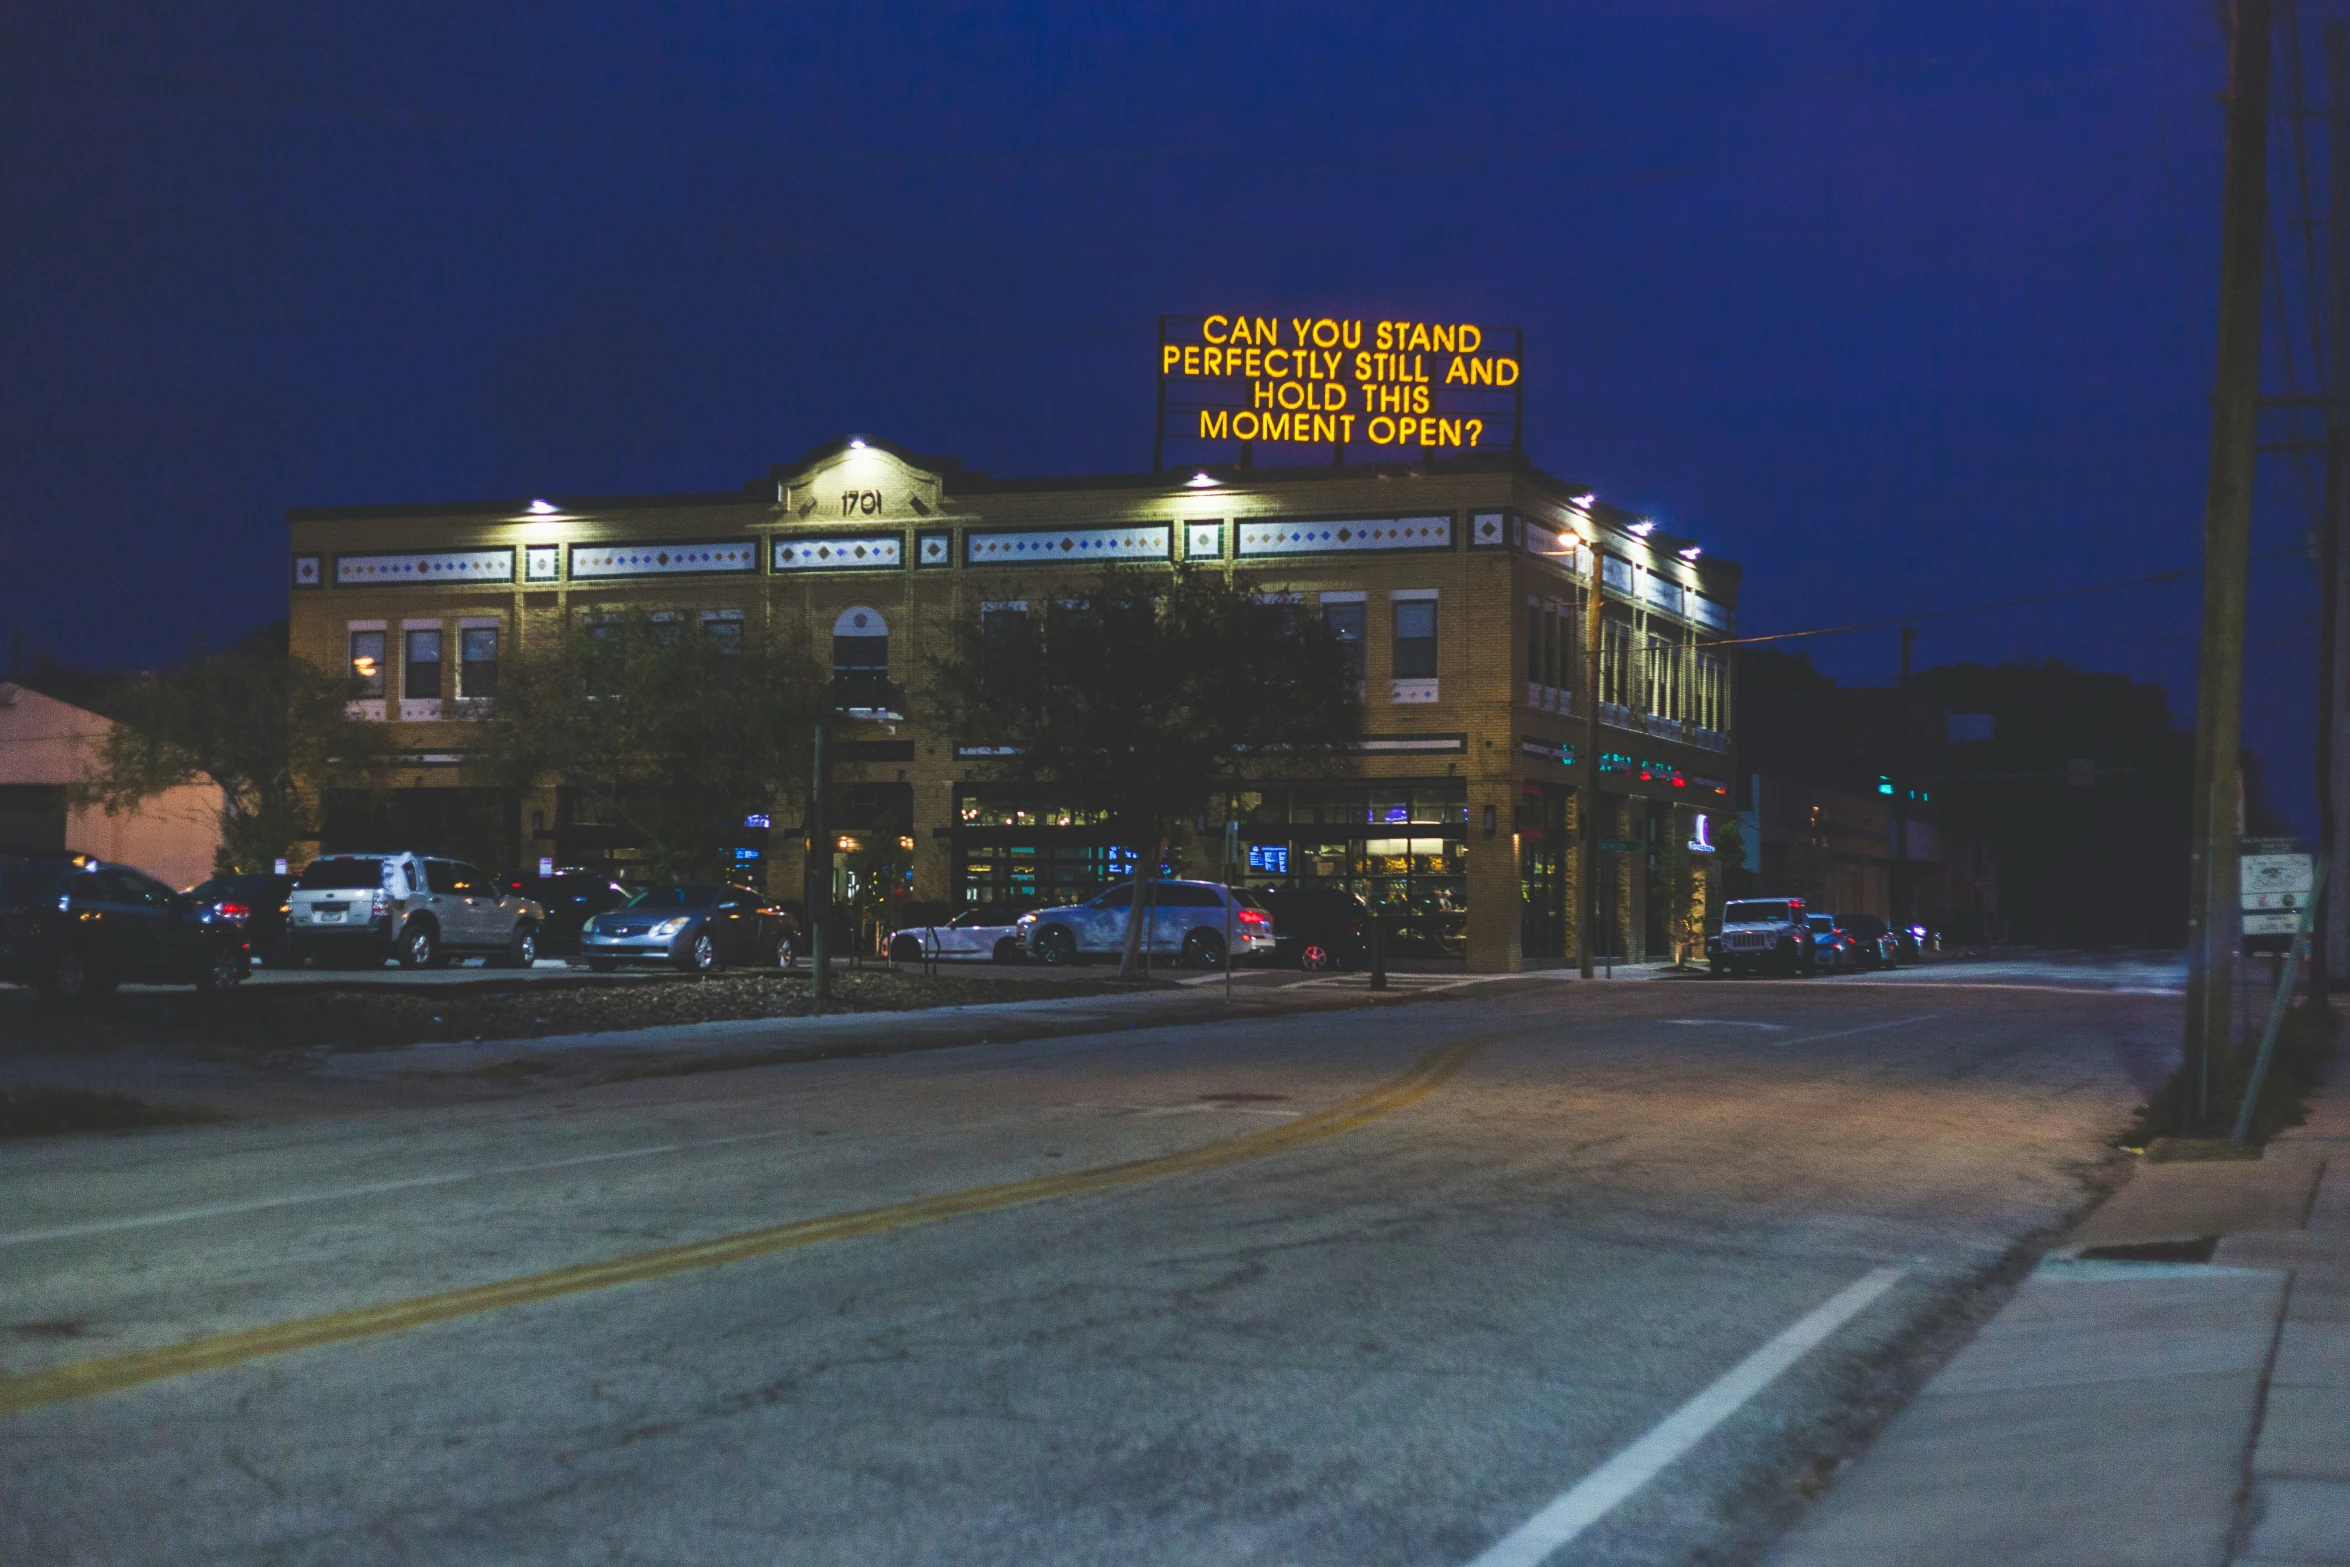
[1154,313,1522,470]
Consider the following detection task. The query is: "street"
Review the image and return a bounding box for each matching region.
[2,972,2171,1566]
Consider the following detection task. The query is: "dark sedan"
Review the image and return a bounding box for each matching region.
[505,870,630,957]
[1254,885,1369,970]
[1,854,250,1002]
[187,872,295,966]
[577,882,801,973]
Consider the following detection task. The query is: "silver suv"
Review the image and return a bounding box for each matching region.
[1015,880,1275,967]
[1708,897,1816,978]
[285,853,545,969]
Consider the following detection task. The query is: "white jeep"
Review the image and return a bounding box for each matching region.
[1708,897,1817,978]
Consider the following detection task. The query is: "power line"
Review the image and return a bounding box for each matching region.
[1709,565,2201,648]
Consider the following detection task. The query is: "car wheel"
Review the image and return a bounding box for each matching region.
[498,923,538,969]
[194,941,249,992]
[678,931,719,974]
[1299,943,1336,972]
[774,935,796,968]
[396,922,438,969]
[36,946,96,1005]
[1035,926,1076,966]
[588,959,619,974]
[889,935,924,964]
[992,937,1023,965]
[1181,930,1226,970]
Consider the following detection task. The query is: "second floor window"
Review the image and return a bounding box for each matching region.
[404,629,441,702]
[1392,599,1437,681]
[459,627,499,698]
[348,630,385,699]
[833,606,889,705]
[1324,600,1366,683]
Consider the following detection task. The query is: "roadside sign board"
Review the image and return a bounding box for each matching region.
[2244,912,2303,937]
[2243,853,2314,903]
[1596,839,1639,853]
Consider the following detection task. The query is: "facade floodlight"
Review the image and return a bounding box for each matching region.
[1629,519,1657,538]
[848,438,867,449]
[1678,545,1701,560]
[526,499,558,515]
[1571,492,1596,508]
[1186,471,1219,488]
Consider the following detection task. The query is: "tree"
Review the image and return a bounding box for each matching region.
[470,610,826,883]
[73,622,390,875]
[926,566,1362,980]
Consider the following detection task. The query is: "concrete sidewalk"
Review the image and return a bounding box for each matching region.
[1769,1078,2350,1567]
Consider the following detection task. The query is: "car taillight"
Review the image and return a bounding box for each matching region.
[370,890,390,918]
[217,903,251,921]
[1236,909,1267,926]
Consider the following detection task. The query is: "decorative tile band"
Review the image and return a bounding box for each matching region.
[1185,521,1224,561]
[965,525,1172,565]
[773,534,904,572]
[1235,515,1451,558]
[524,544,561,583]
[568,541,758,579]
[916,531,953,568]
[1469,511,1511,549]
[336,549,514,586]
[292,555,322,589]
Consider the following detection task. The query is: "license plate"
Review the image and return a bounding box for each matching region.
[314,911,343,923]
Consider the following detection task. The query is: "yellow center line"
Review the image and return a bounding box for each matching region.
[0,1030,1504,1418]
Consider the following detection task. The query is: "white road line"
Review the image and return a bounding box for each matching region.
[1468,1266,1906,1567]
[1832,978,2183,996]
[1658,1019,1792,1030]
[0,1129,800,1249]
[1779,1014,1939,1046]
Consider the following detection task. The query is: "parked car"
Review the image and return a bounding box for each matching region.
[504,870,631,957]
[0,854,250,1001]
[1016,880,1275,968]
[285,853,545,969]
[1254,885,1371,970]
[578,882,801,973]
[186,872,295,966]
[1840,913,1902,970]
[1707,897,1816,977]
[887,907,1030,965]
[1896,922,1941,964]
[1804,912,1861,973]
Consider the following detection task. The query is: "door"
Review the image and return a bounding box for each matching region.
[419,860,474,946]
[445,862,498,947]
[96,869,171,979]
[713,887,760,961]
[1084,884,1133,952]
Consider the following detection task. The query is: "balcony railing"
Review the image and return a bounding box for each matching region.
[830,673,904,719]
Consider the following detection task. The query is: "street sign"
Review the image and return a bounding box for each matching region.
[1597,839,1639,853]
[2244,912,2303,937]
[2243,853,2314,901]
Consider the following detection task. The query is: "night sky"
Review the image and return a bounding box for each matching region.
[0,3,2330,830]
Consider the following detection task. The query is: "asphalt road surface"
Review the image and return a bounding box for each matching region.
[0,971,2174,1565]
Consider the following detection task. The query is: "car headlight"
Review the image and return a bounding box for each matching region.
[651,916,692,938]
[1016,914,1036,931]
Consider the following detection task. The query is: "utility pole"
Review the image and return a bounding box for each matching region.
[806,721,831,1010]
[2185,0,2273,1130]
[2322,20,2350,994]
[1578,545,1606,978]
[1893,625,1915,929]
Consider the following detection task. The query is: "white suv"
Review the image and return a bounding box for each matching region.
[1016,880,1275,968]
[285,853,545,969]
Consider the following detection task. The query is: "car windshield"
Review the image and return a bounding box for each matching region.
[1807,914,1837,930]
[623,885,720,910]
[1231,888,1267,910]
[1724,901,1793,924]
[296,858,386,890]
[0,860,74,906]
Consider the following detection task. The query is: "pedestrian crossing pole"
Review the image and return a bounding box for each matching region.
[2184,0,2272,1131]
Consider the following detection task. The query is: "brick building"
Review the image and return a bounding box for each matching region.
[285,438,1741,972]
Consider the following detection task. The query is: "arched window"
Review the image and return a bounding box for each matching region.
[832,606,890,710]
